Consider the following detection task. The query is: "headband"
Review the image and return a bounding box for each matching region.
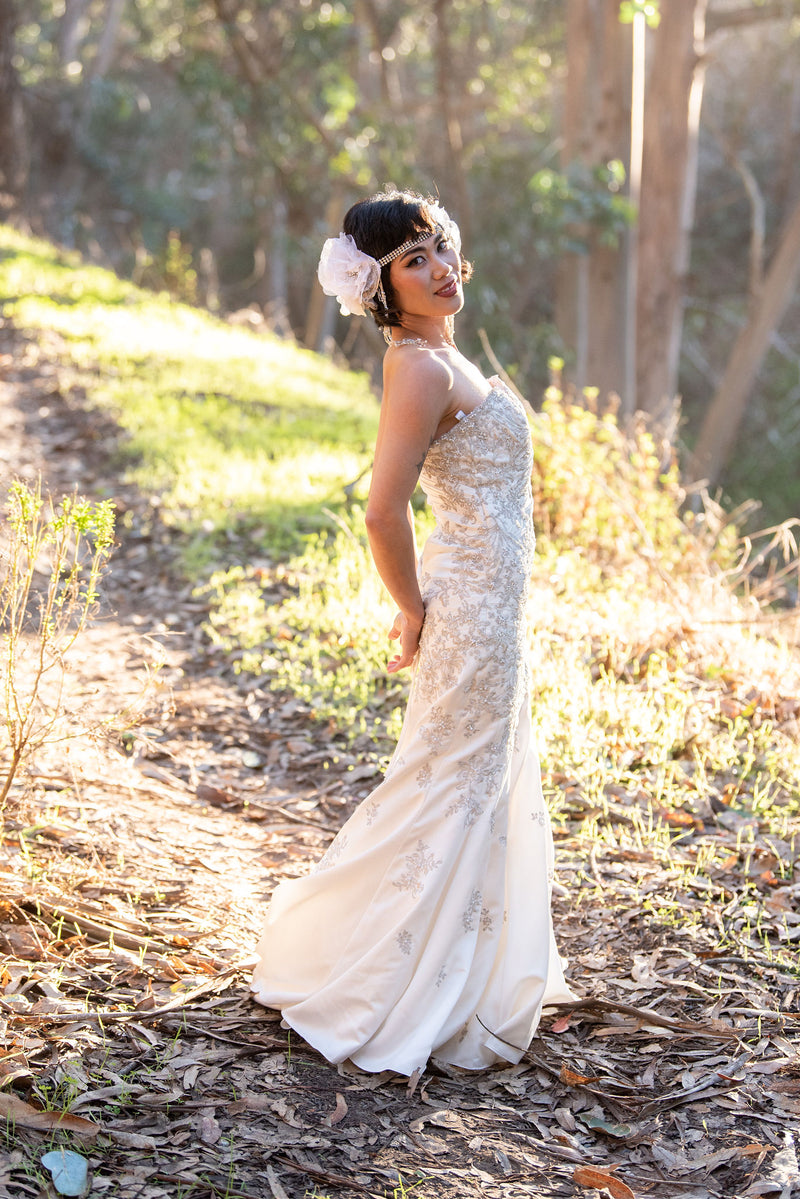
[317,202,462,318]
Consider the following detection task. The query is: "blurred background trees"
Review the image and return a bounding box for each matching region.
[2,0,800,523]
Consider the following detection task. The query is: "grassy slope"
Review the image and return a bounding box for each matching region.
[0,225,379,564]
[2,224,799,976]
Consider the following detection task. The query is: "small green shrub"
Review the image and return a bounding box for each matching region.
[530,381,737,580]
[0,480,115,807]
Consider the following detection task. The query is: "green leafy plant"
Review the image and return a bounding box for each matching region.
[529,159,635,254]
[529,368,738,579]
[0,480,115,807]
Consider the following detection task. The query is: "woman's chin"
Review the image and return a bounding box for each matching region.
[436,293,464,315]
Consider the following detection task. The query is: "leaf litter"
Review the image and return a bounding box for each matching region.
[1,321,799,1198]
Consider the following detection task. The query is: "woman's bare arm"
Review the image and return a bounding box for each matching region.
[365,353,452,672]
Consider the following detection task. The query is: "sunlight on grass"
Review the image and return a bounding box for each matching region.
[3,223,799,957]
[0,225,379,560]
[201,513,411,747]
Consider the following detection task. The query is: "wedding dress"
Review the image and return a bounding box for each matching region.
[251,377,573,1074]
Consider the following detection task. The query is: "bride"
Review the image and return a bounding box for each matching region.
[250,188,573,1075]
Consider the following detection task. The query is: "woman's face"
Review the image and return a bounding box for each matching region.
[387,230,463,322]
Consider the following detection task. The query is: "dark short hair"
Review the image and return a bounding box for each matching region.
[342,189,473,328]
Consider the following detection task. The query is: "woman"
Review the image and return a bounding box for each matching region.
[251,189,573,1075]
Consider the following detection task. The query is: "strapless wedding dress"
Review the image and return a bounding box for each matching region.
[251,378,573,1074]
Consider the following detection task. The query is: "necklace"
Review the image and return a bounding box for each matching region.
[388,334,456,350]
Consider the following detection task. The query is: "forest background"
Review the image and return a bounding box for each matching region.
[3,3,800,1195]
[2,0,800,524]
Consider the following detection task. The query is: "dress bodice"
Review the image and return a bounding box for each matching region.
[419,379,535,598]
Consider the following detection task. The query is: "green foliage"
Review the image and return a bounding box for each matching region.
[11,0,800,532]
[619,1,661,28]
[530,375,737,580]
[134,230,199,302]
[529,160,635,255]
[201,514,411,750]
[12,0,568,390]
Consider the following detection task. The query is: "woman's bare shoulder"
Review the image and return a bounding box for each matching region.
[382,347,454,406]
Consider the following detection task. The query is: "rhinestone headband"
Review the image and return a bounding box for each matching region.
[376,230,439,268]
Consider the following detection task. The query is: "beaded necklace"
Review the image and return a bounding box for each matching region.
[388,335,456,350]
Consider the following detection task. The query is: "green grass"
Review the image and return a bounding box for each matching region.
[2,224,799,953]
[0,225,379,565]
[200,510,434,750]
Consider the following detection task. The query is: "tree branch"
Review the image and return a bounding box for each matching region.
[706,119,765,298]
[707,1,800,35]
[688,194,800,485]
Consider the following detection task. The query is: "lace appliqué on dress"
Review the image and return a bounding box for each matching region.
[392,839,442,898]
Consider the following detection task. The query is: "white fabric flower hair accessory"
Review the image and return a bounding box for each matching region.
[317,234,381,317]
[317,202,462,318]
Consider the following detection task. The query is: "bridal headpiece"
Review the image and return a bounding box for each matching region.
[317,202,462,317]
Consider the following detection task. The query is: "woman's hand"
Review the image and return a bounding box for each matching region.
[387,609,424,674]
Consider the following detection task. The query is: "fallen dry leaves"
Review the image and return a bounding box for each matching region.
[0,1092,99,1137]
[573,1166,635,1199]
[2,714,798,1198]
[2,317,800,1199]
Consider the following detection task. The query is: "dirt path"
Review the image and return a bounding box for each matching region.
[1,318,798,1199]
[0,318,363,944]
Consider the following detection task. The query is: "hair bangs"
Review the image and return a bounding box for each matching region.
[343,191,436,263]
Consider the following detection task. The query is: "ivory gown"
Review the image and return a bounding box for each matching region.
[251,377,573,1074]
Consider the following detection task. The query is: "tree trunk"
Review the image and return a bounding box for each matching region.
[555,0,630,397]
[687,194,800,486]
[254,185,291,335]
[636,0,708,415]
[621,10,646,418]
[433,0,472,245]
[305,187,347,352]
[91,0,126,81]
[0,0,28,218]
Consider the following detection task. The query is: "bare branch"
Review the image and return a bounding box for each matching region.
[706,120,766,298]
[707,1,800,35]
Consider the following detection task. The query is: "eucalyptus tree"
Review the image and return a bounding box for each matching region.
[553,0,800,506]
